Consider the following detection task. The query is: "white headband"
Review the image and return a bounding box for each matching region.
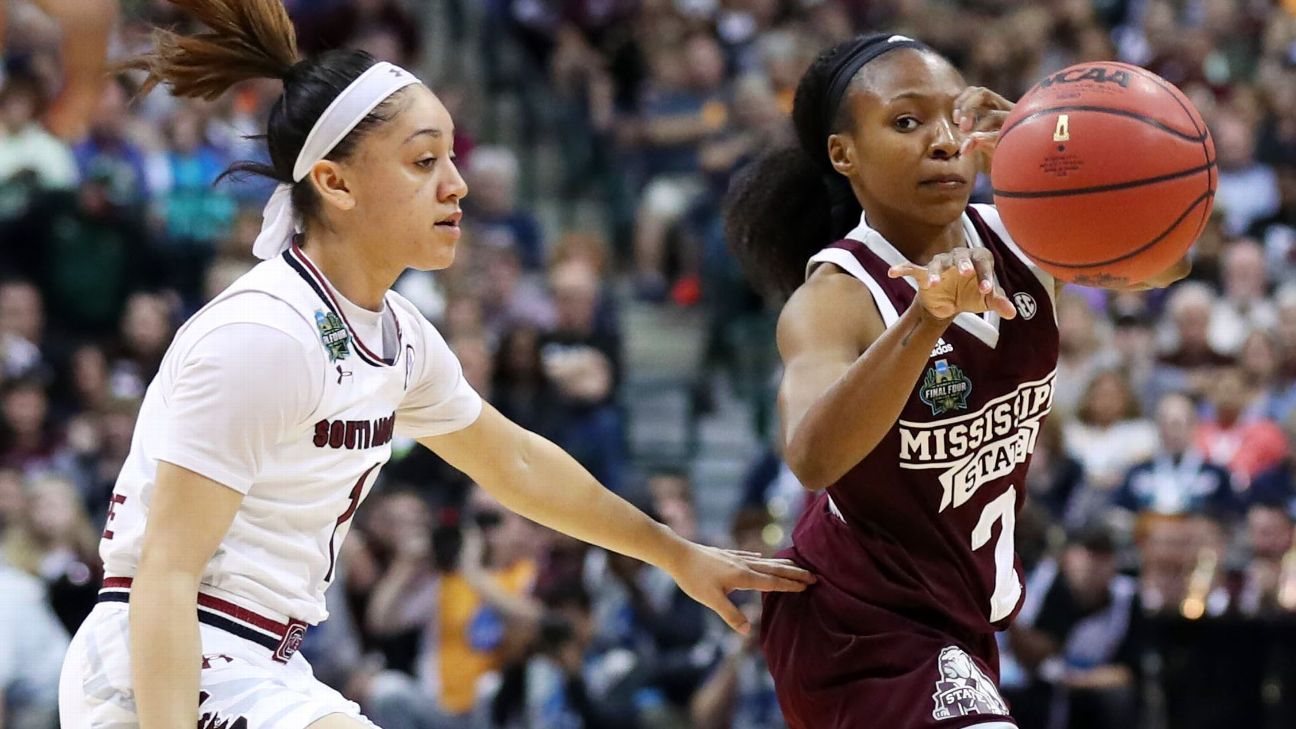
[252,61,422,260]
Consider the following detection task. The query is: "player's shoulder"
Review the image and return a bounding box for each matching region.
[202,256,320,321]
[786,265,878,318]
[175,259,320,356]
[778,265,884,351]
[183,292,314,344]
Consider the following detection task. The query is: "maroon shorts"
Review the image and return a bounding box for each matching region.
[761,569,1017,729]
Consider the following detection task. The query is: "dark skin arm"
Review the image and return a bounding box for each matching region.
[780,248,1016,491]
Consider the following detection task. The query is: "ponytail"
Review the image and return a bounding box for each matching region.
[723,146,850,297]
[124,0,404,228]
[123,0,300,100]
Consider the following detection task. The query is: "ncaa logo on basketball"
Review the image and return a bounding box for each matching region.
[1012,292,1037,320]
[1036,66,1130,89]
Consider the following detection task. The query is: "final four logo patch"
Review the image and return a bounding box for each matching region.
[919,359,972,416]
[315,310,351,362]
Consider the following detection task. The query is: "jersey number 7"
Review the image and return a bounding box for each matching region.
[971,485,1021,623]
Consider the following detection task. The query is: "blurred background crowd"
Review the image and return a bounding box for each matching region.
[1,0,1295,728]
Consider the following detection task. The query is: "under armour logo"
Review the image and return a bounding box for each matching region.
[201,654,234,670]
[336,365,352,385]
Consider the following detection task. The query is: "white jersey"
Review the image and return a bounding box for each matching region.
[99,244,481,627]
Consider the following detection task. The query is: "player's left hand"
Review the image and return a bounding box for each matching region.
[666,543,815,635]
[953,86,1015,173]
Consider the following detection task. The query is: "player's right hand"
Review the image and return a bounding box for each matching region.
[666,543,816,635]
[953,85,1014,174]
[887,247,1018,321]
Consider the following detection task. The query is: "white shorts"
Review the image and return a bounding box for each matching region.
[59,602,375,729]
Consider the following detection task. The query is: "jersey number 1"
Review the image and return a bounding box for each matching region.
[971,485,1021,622]
[324,464,379,584]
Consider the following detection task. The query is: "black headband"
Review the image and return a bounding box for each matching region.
[821,34,928,137]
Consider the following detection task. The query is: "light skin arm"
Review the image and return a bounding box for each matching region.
[130,462,243,729]
[779,270,940,490]
[418,404,815,633]
[781,250,1016,491]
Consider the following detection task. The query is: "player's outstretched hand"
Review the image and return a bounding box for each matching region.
[666,543,815,635]
[953,86,1014,173]
[888,247,1018,321]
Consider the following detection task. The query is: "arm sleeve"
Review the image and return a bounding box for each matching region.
[395,316,483,439]
[155,322,320,494]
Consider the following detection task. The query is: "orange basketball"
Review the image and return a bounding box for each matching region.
[990,62,1215,286]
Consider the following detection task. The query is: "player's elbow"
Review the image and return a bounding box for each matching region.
[783,438,835,492]
[135,542,206,586]
[131,555,205,609]
[788,462,833,492]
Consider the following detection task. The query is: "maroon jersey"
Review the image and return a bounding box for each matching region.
[795,203,1059,636]
[759,204,1057,728]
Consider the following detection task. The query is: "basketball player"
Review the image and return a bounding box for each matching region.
[56,2,814,728]
[724,34,1190,728]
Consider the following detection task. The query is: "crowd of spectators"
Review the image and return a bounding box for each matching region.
[2,1,1296,728]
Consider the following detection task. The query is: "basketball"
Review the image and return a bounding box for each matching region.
[990,62,1216,286]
